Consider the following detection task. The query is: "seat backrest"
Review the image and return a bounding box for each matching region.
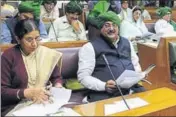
[56,47,80,79]
[88,25,100,41]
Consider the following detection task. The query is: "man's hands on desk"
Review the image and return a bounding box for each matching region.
[105,80,118,94]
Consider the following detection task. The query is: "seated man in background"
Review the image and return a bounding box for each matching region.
[40,0,59,19]
[1,0,16,18]
[155,7,176,38]
[40,0,59,32]
[141,6,151,20]
[48,1,87,41]
[77,11,144,102]
[1,1,48,44]
[118,0,132,21]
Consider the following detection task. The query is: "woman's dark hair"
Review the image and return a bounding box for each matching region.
[15,19,38,39]
[42,0,57,6]
[65,1,83,15]
[132,6,142,13]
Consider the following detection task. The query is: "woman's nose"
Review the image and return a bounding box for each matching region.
[31,40,38,48]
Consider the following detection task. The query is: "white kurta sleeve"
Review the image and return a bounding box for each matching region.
[129,41,142,72]
[154,19,174,35]
[77,43,106,91]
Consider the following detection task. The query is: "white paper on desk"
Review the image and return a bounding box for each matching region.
[50,87,72,104]
[114,97,149,108]
[50,107,81,116]
[12,87,72,116]
[142,32,154,39]
[104,97,149,116]
[116,70,145,89]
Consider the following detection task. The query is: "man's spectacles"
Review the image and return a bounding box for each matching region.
[104,23,117,28]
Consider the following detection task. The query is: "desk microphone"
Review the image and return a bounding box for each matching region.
[49,19,58,42]
[43,7,58,42]
[102,54,130,110]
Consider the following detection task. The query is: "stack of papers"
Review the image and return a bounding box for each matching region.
[116,70,145,89]
[12,87,72,116]
[116,64,155,88]
[104,97,149,116]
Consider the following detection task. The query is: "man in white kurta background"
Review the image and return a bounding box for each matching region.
[155,7,176,38]
[40,0,59,19]
[48,1,87,42]
[141,6,151,20]
[1,0,16,18]
[40,0,59,32]
[118,0,132,21]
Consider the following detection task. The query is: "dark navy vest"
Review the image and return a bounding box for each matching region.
[91,36,135,82]
[87,35,135,102]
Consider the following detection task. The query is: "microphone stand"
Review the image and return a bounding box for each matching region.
[43,5,59,42]
[102,54,130,110]
[49,19,59,42]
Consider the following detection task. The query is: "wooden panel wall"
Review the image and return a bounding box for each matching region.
[0,41,88,52]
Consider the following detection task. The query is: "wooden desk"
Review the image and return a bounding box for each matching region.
[137,42,158,90]
[73,87,176,116]
[138,37,176,90]
[0,41,88,52]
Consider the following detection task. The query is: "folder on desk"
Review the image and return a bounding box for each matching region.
[116,64,156,89]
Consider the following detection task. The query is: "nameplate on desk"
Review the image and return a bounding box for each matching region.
[104,97,149,116]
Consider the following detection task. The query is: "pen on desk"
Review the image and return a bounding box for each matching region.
[45,81,54,103]
[45,81,52,90]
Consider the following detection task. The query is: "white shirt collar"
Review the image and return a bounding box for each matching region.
[62,15,69,24]
[113,36,120,48]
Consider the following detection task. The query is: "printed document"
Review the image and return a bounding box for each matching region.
[104,97,149,115]
[116,64,155,88]
[12,87,72,116]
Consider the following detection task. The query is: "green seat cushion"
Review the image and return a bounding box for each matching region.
[65,79,85,90]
